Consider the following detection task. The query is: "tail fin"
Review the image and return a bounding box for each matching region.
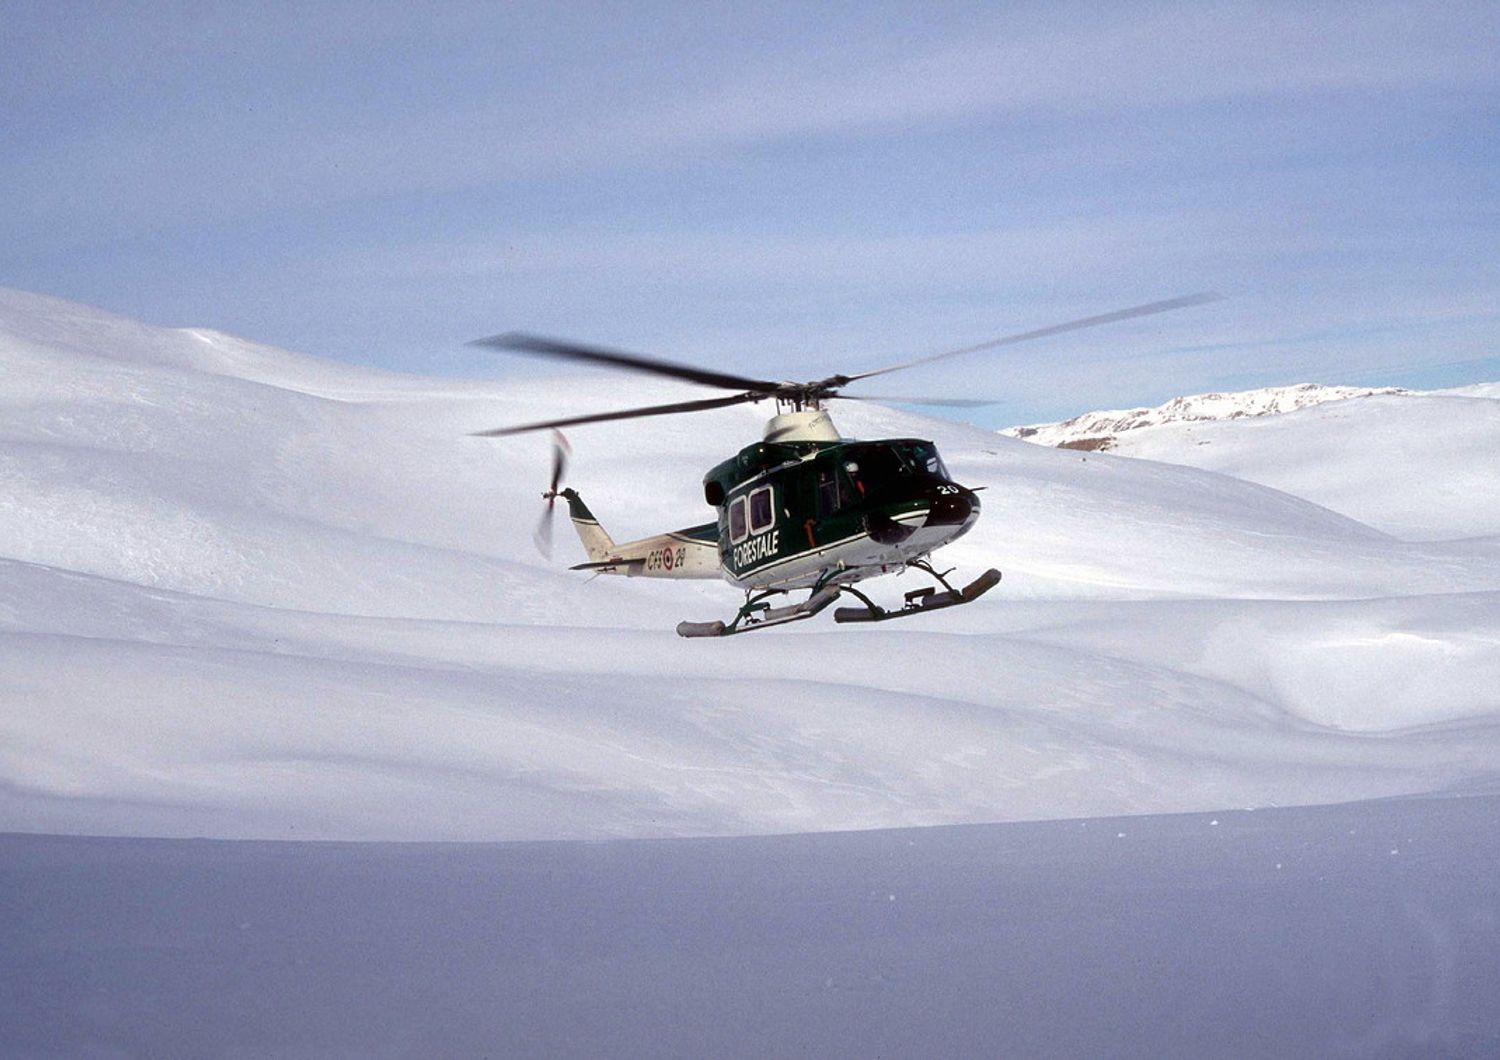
[559,489,616,562]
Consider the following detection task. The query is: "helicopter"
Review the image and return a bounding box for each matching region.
[471,293,1219,637]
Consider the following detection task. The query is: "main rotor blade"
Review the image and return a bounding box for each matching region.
[470,332,783,394]
[837,394,1001,408]
[471,391,764,437]
[845,292,1223,383]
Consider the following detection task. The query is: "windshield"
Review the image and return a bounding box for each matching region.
[837,442,950,503]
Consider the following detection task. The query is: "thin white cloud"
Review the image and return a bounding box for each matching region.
[607,2,1498,152]
[346,211,1231,287]
[3,1,1494,248]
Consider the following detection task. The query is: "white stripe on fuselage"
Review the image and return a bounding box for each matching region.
[725,510,958,590]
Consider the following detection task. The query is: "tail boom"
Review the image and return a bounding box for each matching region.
[560,490,720,579]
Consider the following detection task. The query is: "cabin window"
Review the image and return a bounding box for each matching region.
[748,485,775,534]
[728,496,749,543]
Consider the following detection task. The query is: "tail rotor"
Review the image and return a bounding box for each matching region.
[533,430,571,559]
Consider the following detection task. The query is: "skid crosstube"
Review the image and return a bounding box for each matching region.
[833,568,1001,624]
[677,584,842,638]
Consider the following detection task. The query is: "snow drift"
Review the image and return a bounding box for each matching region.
[4,288,1499,841]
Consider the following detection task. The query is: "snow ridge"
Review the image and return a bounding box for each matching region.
[1002,383,1412,450]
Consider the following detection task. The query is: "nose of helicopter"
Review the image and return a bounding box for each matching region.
[923,488,979,528]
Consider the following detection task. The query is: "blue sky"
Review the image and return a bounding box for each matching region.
[3,1,1497,424]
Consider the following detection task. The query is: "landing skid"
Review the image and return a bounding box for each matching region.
[677,585,842,638]
[676,563,1002,638]
[834,567,1001,624]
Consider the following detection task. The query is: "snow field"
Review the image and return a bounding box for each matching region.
[3,288,1499,840]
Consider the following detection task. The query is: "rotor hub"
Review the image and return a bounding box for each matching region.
[762,409,841,443]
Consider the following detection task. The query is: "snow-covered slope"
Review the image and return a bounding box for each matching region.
[4,289,1500,840]
[1003,379,1500,541]
[1108,393,1500,541]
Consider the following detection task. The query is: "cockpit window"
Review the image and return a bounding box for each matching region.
[894,442,949,479]
[852,445,906,481]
